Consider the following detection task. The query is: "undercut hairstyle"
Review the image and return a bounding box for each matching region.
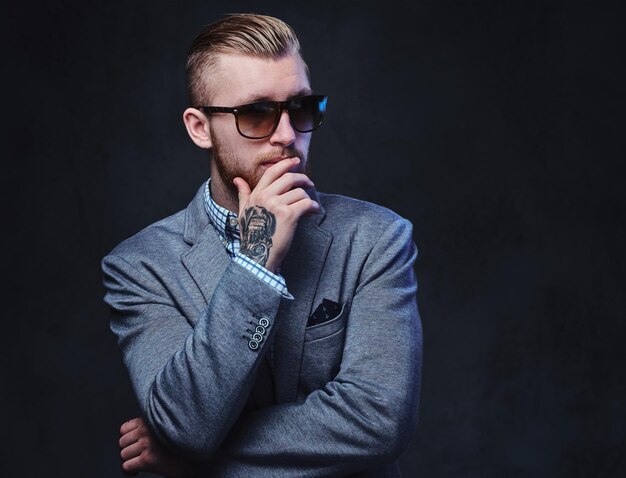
[186,13,307,106]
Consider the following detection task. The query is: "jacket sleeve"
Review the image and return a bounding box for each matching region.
[102,254,289,460]
[201,218,423,477]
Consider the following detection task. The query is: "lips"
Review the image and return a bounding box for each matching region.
[260,156,292,167]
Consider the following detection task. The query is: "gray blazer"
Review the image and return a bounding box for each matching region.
[102,182,423,477]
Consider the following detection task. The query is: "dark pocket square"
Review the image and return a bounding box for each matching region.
[308,299,342,327]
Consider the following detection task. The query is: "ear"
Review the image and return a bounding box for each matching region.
[183,107,213,149]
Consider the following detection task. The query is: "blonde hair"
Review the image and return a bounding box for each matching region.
[186,13,306,105]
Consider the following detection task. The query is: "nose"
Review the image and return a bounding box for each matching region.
[269,110,296,146]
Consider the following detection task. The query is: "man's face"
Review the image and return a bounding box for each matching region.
[205,52,313,195]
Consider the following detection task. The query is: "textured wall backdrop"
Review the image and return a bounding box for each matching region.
[4,1,624,477]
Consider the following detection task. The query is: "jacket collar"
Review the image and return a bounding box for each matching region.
[182,182,211,246]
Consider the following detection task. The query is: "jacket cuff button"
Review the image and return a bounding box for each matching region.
[248,340,259,351]
[259,317,270,328]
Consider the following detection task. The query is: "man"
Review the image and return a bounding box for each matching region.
[102,13,422,477]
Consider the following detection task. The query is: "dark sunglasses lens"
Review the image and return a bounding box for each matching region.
[237,102,279,138]
[290,96,327,133]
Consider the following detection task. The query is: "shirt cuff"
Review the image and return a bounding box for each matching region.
[234,253,294,300]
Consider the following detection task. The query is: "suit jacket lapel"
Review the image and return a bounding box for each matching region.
[274,199,333,404]
[180,184,231,306]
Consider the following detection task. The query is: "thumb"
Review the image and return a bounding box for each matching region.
[232,177,251,208]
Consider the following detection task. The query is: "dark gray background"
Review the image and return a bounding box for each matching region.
[4,1,625,477]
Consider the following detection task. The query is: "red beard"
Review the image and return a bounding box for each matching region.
[211,136,309,194]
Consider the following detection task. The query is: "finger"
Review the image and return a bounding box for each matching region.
[121,455,143,476]
[120,418,142,435]
[119,428,142,449]
[289,197,320,217]
[255,157,301,190]
[233,177,251,209]
[272,187,311,206]
[120,440,144,461]
[262,172,314,197]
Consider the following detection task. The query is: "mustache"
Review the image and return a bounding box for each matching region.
[256,147,305,163]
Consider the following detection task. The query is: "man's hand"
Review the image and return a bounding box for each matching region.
[233,157,320,273]
[119,417,193,477]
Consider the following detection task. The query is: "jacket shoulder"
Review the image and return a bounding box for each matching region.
[104,209,188,264]
[318,192,411,232]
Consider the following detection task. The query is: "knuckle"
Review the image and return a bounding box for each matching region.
[267,196,279,209]
[282,206,296,220]
[141,449,153,464]
[136,450,148,466]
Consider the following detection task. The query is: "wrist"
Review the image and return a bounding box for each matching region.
[264,257,279,274]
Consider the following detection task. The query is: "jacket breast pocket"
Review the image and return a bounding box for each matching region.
[298,302,349,400]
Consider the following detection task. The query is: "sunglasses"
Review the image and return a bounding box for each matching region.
[198,94,328,139]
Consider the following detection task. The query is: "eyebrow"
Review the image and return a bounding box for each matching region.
[235,87,313,105]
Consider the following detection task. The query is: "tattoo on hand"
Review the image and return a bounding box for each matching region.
[240,206,276,267]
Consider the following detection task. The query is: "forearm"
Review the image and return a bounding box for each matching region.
[104,256,288,459]
[197,219,423,476]
[205,375,420,477]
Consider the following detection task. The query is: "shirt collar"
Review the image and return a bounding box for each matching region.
[203,179,240,243]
